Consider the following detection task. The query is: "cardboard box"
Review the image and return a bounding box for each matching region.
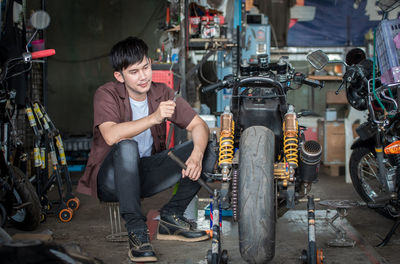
[325,90,348,104]
[318,120,345,165]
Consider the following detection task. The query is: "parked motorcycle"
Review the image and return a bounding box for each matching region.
[0,10,55,230]
[202,54,324,263]
[307,49,400,220]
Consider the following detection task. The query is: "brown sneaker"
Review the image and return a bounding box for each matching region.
[157,214,209,242]
[128,228,157,262]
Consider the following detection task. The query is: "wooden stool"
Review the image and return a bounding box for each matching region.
[101,202,128,242]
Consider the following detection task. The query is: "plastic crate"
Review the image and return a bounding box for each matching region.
[63,137,92,151]
[152,70,174,89]
[376,18,400,84]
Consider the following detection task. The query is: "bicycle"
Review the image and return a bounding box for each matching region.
[0,10,57,230]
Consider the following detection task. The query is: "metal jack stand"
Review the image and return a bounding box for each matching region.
[168,151,228,264]
[319,200,360,247]
[300,196,324,264]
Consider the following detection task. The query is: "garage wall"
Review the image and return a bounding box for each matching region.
[27,0,165,136]
[25,1,354,136]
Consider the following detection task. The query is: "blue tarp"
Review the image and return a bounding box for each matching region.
[288,0,382,46]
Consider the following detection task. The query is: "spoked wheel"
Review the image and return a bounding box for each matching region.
[238,126,276,263]
[8,166,41,231]
[66,197,80,211]
[349,147,394,219]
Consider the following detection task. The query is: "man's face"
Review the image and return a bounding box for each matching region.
[114,56,152,100]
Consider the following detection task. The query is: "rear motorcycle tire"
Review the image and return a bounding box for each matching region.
[349,147,394,219]
[8,166,41,231]
[238,126,275,263]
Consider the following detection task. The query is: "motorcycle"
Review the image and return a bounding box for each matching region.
[0,10,55,230]
[202,54,324,263]
[307,49,400,241]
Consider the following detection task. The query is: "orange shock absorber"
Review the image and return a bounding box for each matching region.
[218,107,234,170]
[283,105,299,167]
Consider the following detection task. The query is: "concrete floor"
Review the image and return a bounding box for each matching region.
[3,165,400,264]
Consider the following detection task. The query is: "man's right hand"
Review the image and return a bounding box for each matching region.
[153,100,176,124]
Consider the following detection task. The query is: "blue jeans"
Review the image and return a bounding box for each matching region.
[97,140,216,232]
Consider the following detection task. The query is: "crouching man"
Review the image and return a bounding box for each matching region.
[77,36,216,262]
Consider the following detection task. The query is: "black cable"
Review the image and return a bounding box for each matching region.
[199,55,217,85]
[5,63,32,80]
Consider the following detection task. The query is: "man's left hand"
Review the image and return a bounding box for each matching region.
[182,151,203,181]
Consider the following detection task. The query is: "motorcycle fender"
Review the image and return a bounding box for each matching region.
[350,137,375,151]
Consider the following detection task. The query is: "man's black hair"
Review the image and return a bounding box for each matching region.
[109,36,149,72]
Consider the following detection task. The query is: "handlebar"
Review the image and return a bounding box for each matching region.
[302,78,324,88]
[1,49,56,83]
[293,72,324,88]
[202,76,287,94]
[237,76,286,96]
[31,49,56,59]
[202,72,324,96]
[7,49,56,65]
[202,81,224,93]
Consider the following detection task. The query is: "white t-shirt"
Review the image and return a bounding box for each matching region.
[129,97,153,157]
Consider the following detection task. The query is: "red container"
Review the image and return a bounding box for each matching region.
[152,70,175,147]
[152,70,174,89]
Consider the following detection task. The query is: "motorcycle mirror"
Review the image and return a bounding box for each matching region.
[26,11,51,52]
[30,10,50,30]
[306,50,329,70]
[377,0,399,12]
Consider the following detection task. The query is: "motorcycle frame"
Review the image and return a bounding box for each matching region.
[221,71,307,210]
[351,80,400,194]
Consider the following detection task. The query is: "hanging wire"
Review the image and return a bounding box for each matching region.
[5,63,32,81]
[199,52,218,84]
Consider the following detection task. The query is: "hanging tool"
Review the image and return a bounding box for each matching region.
[167,151,213,195]
[167,151,228,264]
